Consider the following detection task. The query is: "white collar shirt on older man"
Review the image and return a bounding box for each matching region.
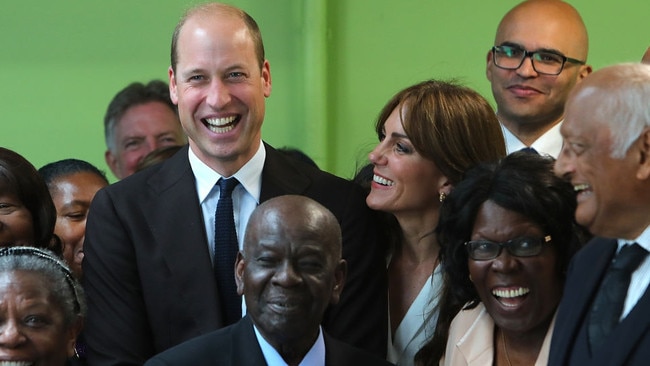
[500,121,563,158]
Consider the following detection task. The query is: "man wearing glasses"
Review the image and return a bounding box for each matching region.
[487,0,592,157]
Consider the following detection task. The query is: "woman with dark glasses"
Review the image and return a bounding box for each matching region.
[415,151,588,366]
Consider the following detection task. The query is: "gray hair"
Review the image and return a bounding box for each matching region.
[579,63,650,158]
[0,247,85,326]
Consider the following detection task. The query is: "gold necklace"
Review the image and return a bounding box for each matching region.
[501,330,513,366]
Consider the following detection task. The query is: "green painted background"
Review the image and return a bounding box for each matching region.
[1,0,647,182]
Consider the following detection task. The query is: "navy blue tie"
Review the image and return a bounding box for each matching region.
[214,177,241,325]
[588,243,647,349]
[519,147,538,154]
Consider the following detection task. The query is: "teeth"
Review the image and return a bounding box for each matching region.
[0,362,34,366]
[492,287,530,298]
[205,116,237,133]
[574,183,590,192]
[373,174,394,186]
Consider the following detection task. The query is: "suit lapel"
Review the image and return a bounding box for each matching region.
[231,316,267,366]
[144,146,222,329]
[552,237,617,362]
[593,264,650,365]
[259,143,312,202]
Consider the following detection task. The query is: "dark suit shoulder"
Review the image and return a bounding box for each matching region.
[103,144,191,200]
[261,143,366,203]
[144,317,266,366]
[569,236,617,269]
[324,334,394,366]
[144,324,236,366]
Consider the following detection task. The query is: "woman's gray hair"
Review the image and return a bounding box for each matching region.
[0,247,85,326]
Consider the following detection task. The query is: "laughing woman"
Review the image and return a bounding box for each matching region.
[366,79,506,365]
[415,152,588,366]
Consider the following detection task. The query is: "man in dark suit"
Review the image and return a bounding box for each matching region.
[82,3,386,365]
[550,63,650,365]
[144,196,392,366]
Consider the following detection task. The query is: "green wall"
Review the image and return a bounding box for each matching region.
[1,0,648,181]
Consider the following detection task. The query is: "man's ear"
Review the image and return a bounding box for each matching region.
[168,66,179,104]
[105,150,119,178]
[486,49,494,82]
[235,252,245,296]
[329,259,347,305]
[636,127,650,180]
[576,64,593,82]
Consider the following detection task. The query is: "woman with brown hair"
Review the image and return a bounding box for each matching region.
[365,79,506,365]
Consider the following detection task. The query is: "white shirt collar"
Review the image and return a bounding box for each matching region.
[500,120,563,158]
[253,324,325,366]
[188,142,265,205]
[617,225,650,253]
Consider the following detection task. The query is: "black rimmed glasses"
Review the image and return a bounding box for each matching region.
[491,45,585,75]
[465,235,552,261]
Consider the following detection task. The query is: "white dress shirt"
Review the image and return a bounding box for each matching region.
[189,142,265,315]
[500,121,563,158]
[254,325,326,366]
[617,225,650,319]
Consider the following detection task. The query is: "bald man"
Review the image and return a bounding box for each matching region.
[487,0,592,157]
[145,196,393,366]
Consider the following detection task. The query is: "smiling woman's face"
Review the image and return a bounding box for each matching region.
[467,200,563,335]
[0,187,35,248]
[0,270,78,365]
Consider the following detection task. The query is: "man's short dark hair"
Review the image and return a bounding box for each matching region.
[104,80,177,151]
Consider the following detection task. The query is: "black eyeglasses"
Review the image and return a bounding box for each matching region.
[465,235,552,261]
[491,45,585,75]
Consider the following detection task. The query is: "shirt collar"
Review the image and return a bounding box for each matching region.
[253,324,325,366]
[500,120,563,158]
[189,142,265,204]
[618,225,650,253]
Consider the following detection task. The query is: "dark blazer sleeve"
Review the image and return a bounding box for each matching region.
[83,186,155,366]
[260,145,388,357]
[83,147,222,366]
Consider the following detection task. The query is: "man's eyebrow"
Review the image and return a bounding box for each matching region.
[499,41,565,56]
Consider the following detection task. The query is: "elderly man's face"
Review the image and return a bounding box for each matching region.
[235,207,344,347]
[555,89,646,238]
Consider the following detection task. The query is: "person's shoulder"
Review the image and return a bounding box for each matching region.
[572,236,615,263]
[324,333,394,366]
[106,146,191,196]
[145,326,234,365]
[449,303,489,339]
[265,143,365,196]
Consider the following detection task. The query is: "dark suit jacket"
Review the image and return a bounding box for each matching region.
[549,236,650,365]
[144,316,394,366]
[83,144,387,366]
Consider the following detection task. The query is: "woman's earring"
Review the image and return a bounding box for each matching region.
[439,192,446,203]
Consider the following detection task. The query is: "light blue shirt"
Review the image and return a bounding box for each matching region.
[189,142,265,315]
[254,325,326,366]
